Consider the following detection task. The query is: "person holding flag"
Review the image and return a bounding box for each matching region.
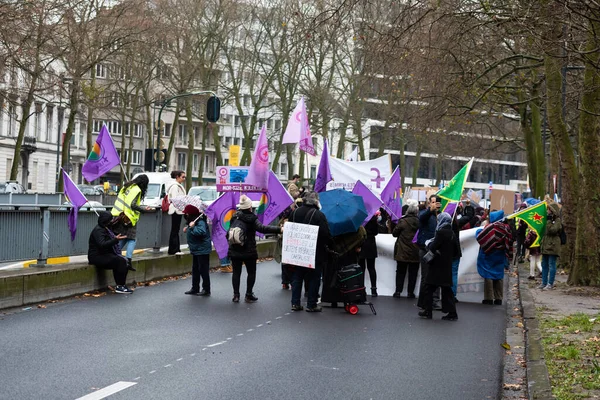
[111,174,154,270]
[539,203,562,290]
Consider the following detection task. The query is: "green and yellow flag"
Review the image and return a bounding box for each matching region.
[437,158,474,212]
[507,202,547,247]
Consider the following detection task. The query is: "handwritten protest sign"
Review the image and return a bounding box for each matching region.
[281,221,319,268]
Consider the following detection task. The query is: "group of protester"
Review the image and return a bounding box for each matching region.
[87,172,564,321]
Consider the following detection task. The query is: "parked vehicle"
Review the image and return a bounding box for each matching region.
[77,184,103,196]
[187,186,219,207]
[60,201,106,211]
[0,181,26,194]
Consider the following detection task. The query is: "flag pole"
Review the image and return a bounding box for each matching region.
[120,163,129,183]
[61,167,98,216]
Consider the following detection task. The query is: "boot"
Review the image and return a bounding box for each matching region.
[126,258,136,272]
[371,288,378,297]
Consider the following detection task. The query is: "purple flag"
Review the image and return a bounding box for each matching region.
[380,166,402,222]
[82,124,121,182]
[245,125,269,190]
[314,138,332,192]
[282,97,315,156]
[256,171,293,225]
[352,180,383,226]
[62,169,88,240]
[205,192,238,258]
[444,202,458,217]
[412,230,419,244]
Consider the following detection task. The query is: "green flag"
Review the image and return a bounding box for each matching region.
[438,158,473,211]
[507,202,547,247]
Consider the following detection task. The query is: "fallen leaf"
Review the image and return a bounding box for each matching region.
[516,322,524,328]
[83,293,91,297]
[501,342,511,350]
[575,330,580,334]
[503,383,521,390]
[37,304,46,309]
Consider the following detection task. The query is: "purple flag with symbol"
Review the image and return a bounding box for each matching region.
[62,169,88,240]
[282,97,315,156]
[256,171,293,225]
[352,180,383,226]
[205,191,238,259]
[380,166,402,222]
[314,138,332,192]
[82,124,121,182]
[245,125,269,191]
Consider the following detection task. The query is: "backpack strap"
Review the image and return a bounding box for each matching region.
[306,209,317,225]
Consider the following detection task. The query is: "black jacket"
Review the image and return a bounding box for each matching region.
[425,225,458,286]
[289,204,332,267]
[88,211,120,262]
[393,214,420,263]
[228,209,280,259]
[359,216,379,259]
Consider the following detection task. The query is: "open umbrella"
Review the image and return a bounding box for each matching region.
[319,189,368,237]
[169,195,207,213]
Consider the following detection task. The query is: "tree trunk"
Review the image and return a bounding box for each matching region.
[335,119,349,159]
[185,102,194,191]
[119,106,127,183]
[86,68,96,158]
[569,21,600,286]
[58,81,80,192]
[399,132,406,189]
[166,103,181,169]
[531,87,546,199]
[412,144,422,186]
[126,88,140,179]
[212,123,222,167]
[10,89,35,181]
[543,14,579,270]
[354,114,365,161]
[198,120,208,187]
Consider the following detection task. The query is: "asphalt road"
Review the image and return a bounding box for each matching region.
[0,260,506,400]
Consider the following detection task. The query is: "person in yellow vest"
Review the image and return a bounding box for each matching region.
[111,174,154,269]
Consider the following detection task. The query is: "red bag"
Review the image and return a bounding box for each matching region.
[161,195,170,212]
[476,223,507,255]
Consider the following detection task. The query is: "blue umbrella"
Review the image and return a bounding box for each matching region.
[319,189,368,237]
[524,197,541,206]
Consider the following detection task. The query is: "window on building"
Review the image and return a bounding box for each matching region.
[78,122,86,149]
[274,119,281,131]
[34,103,43,140]
[45,105,53,142]
[178,125,187,144]
[310,165,316,180]
[130,150,142,165]
[243,94,251,107]
[134,124,143,138]
[8,104,16,137]
[164,123,171,137]
[193,153,198,171]
[177,152,186,170]
[96,63,108,79]
[280,163,287,176]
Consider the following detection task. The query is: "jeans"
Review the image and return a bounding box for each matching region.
[168,213,182,254]
[231,257,257,295]
[358,258,377,289]
[451,258,460,296]
[291,267,321,308]
[119,238,137,259]
[541,254,558,286]
[191,254,210,292]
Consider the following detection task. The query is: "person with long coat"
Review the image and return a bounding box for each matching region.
[418,212,459,321]
[228,195,282,303]
[183,205,212,296]
[358,215,379,297]
[392,201,420,298]
[539,203,562,289]
[167,170,186,255]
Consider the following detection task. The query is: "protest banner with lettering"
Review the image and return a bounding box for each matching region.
[281,221,319,268]
[215,166,265,192]
[325,155,392,195]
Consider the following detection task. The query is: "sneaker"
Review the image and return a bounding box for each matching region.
[220,266,233,273]
[115,285,133,294]
[482,300,493,305]
[245,293,258,303]
[543,284,554,290]
[392,292,402,298]
[418,310,432,319]
[232,294,240,303]
[537,284,547,289]
[494,299,502,305]
[371,288,378,297]
[291,304,304,311]
[197,290,211,296]
[305,306,322,312]
[282,284,290,290]
[185,289,199,295]
[441,313,458,321]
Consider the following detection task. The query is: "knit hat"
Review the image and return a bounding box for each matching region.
[237,194,253,210]
[183,204,201,219]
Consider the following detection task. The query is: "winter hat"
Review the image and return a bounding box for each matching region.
[183,204,201,219]
[237,195,253,210]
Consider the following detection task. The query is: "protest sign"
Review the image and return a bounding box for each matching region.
[281,221,319,268]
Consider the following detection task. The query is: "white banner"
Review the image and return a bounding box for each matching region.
[281,222,319,268]
[373,228,484,298]
[326,155,392,195]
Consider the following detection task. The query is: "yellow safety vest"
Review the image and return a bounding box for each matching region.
[111,185,142,225]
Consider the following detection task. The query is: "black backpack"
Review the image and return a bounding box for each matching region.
[227,216,248,246]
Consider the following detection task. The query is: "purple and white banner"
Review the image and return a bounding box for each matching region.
[325,155,392,195]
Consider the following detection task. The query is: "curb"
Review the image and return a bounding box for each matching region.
[518,263,554,399]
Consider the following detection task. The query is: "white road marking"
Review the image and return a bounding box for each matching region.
[149,370,156,374]
[246,328,254,332]
[176,358,183,362]
[237,333,244,336]
[202,348,207,351]
[76,381,137,400]
[227,337,233,340]
[164,364,172,368]
[190,353,196,357]
[256,324,263,328]
[207,341,226,348]
[266,321,271,324]
[275,316,282,320]
[284,313,290,315]
[133,377,141,381]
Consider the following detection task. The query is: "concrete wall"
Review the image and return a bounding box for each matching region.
[0,240,275,310]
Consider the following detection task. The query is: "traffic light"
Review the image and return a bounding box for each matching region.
[206,95,221,123]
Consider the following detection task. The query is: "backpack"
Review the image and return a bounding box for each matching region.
[559,227,567,245]
[476,223,506,255]
[161,194,170,212]
[227,216,248,246]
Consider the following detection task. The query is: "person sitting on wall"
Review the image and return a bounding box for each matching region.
[88,211,132,294]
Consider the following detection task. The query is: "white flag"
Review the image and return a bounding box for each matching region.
[346,147,358,162]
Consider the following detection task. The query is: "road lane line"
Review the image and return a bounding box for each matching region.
[284,313,290,315]
[246,328,254,332]
[256,324,263,328]
[164,364,172,368]
[190,353,196,357]
[76,381,137,400]
[275,316,282,320]
[236,333,244,336]
[149,370,156,374]
[176,358,183,362]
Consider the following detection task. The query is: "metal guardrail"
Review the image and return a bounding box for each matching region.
[0,207,186,264]
[0,193,117,206]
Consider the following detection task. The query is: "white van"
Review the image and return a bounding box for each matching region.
[132,172,171,207]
